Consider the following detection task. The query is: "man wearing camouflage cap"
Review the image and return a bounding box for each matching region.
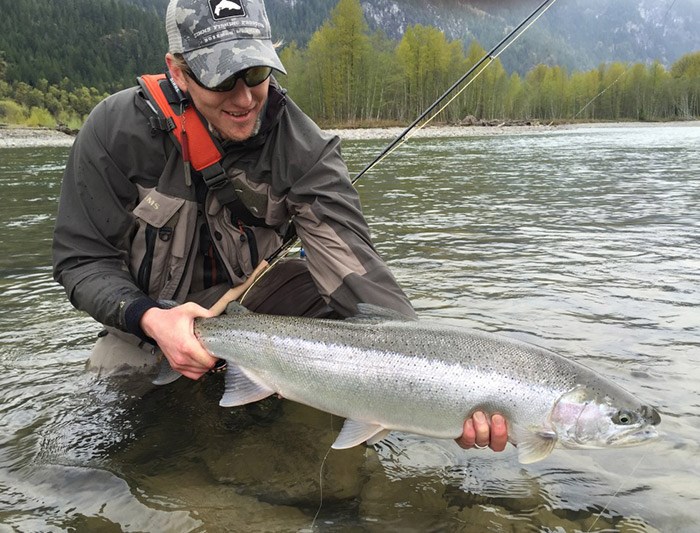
[52,0,507,452]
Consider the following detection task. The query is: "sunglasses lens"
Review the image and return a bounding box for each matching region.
[243,66,273,87]
[190,66,273,91]
[214,77,238,92]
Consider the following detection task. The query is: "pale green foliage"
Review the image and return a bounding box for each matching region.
[0,99,27,123]
[278,0,698,124]
[25,106,56,128]
[4,0,698,128]
[306,0,372,122]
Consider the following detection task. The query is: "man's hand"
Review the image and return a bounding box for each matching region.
[140,302,217,380]
[456,411,508,452]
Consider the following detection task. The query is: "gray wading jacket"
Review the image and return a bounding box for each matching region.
[52,80,415,338]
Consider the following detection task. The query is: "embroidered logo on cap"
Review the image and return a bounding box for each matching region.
[209,0,245,19]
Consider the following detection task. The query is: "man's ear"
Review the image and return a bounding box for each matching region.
[165,53,188,93]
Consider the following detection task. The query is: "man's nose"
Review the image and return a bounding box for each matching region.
[227,79,253,104]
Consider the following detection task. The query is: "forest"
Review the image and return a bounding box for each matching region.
[0,0,698,130]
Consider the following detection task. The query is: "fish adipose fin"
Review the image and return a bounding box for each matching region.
[219,365,275,407]
[332,419,389,449]
[513,424,558,464]
[152,359,182,385]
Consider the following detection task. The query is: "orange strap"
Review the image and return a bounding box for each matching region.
[138,74,222,172]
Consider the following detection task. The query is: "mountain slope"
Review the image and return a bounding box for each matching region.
[0,0,697,92]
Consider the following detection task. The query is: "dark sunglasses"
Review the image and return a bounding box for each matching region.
[185,65,273,92]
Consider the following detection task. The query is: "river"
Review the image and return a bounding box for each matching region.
[0,122,698,532]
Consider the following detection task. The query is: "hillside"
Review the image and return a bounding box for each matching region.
[0,0,167,91]
[1,0,698,91]
[266,0,700,74]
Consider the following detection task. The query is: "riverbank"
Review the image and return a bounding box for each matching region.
[2,121,698,148]
[0,126,77,148]
[0,123,549,148]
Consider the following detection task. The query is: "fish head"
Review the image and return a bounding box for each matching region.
[550,386,660,450]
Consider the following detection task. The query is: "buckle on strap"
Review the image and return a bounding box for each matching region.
[148,115,176,133]
[200,163,228,189]
[201,163,239,205]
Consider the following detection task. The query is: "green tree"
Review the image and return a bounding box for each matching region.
[570,69,600,120]
[670,51,700,118]
[304,0,371,123]
[397,25,459,121]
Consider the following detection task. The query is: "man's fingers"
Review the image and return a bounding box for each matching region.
[472,411,490,448]
[458,417,477,449]
[456,411,509,451]
[489,414,508,452]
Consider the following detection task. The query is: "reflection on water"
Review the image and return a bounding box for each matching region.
[1,124,699,532]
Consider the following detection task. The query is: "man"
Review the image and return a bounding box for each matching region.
[52,0,507,452]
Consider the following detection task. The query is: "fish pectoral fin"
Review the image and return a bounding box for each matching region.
[332,419,388,449]
[151,359,182,386]
[219,365,275,407]
[512,424,558,464]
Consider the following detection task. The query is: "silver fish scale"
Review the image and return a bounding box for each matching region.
[196,313,600,438]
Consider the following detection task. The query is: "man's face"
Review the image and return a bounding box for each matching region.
[186,76,269,142]
[169,58,270,142]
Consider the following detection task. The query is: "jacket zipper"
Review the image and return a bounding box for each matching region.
[137,224,157,294]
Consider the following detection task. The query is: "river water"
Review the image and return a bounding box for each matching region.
[0,123,698,532]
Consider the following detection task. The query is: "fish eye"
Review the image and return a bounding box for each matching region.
[612,410,635,425]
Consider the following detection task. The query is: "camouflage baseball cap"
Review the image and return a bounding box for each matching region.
[166,0,286,88]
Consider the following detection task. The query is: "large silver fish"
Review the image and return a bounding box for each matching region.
[186,304,660,464]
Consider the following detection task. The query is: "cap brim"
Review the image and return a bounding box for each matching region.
[185,38,286,88]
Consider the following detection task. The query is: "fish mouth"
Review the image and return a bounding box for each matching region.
[606,425,660,447]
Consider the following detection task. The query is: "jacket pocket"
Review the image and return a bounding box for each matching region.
[131,190,186,297]
[207,196,282,281]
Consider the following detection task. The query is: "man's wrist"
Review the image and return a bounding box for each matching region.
[124,297,163,342]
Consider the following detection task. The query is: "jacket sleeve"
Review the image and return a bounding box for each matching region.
[52,90,163,335]
[282,108,416,319]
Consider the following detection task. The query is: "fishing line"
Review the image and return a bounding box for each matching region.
[240,0,562,302]
[572,0,679,120]
[586,453,647,532]
[309,444,333,530]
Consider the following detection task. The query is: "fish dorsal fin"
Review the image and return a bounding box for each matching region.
[512,423,558,464]
[152,359,182,385]
[332,419,388,449]
[219,365,275,407]
[347,303,417,324]
[224,301,251,315]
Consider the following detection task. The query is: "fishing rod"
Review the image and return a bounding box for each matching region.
[239,0,561,303]
[351,0,560,186]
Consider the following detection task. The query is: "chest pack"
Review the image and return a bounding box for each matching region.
[137,73,243,208]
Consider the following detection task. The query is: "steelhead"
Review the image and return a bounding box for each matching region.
[190,304,660,464]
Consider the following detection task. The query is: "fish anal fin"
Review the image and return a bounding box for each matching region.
[366,429,392,446]
[219,365,275,407]
[513,423,558,464]
[332,419,388,449]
